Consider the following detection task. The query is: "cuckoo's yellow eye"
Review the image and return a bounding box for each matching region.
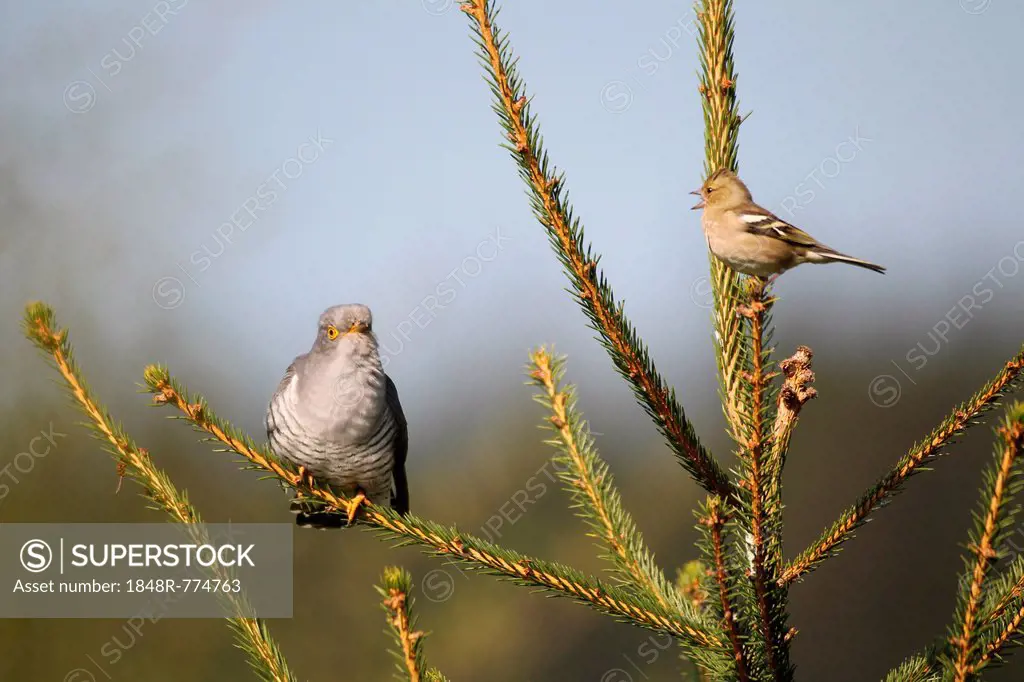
[326,325,340,340]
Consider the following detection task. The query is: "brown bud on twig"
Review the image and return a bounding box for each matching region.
[778,345,818,410]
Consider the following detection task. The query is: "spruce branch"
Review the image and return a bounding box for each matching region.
[947,403,1024,679]
[978,557,1024,640]
[528,347,680,614]
[882,656,940,682]
[696,0,743,174]
[696,0,795,675]
[980,601,1024,673]
[700,497,751,682]
[765,345,816,573]
[378,566,436,682]
[140,368,729,657]
[734,280,791,680]
[696,0,753,447]
[458,0,733,500]
[946,403,1024,677]
[423,671,450,682]
[961,568,1024,677]
[782,344,1024,585]
[21,302,298,682]
[677,560,711,619]
[767,346,816,499]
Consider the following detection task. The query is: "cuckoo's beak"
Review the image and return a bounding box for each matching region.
[690,189,705,210]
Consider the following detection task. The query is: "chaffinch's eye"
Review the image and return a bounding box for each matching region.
[326,325,340,341]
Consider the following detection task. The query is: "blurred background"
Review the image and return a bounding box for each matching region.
[2,0,1023,679]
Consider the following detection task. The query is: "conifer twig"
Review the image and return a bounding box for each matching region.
[765,345,816,575]
[696,1,793,675]
[702,498,750,682]
[950,406,1024,679]
[767,347,816,499]
[378,567,433,682]
[458,0,733,501]
[782,345,1024,585]
[980,562,1024,636]
[737,279,790,680]
[21,303,297,682]
[696,0,751,447]
[528,347,680,614]
[424,672,450,682]
[882,656,940,682]
[140,368,728,655]
[981,603,1024,671]
[961,556,1024,671]
[952,404,1024,676]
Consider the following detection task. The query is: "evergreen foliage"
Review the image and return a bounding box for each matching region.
[19,1,1024,679]
[378,566,448,682]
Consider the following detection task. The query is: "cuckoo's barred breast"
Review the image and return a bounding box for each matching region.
[267,385,399,507]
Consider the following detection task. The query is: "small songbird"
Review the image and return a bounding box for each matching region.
[266,304,408,528]
[691,169,885,278]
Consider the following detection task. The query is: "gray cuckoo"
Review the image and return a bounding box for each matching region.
[266,304,408,527]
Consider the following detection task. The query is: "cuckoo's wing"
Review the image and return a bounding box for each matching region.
[265,357,300,443]
[385,374,410,515]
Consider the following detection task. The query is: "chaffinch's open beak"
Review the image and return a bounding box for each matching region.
[689,189,705,210]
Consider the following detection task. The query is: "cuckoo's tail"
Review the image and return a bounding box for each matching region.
[290,497,348,529]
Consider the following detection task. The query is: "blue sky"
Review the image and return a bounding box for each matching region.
[2,0,1022,442]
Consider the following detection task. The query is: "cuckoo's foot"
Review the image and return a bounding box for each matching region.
[347,489,368,526]
[297,465,317,488]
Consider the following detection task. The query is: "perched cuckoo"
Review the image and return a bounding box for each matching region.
[266,304,408,527]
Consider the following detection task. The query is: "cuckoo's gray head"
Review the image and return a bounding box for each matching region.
[310,304,378,359]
